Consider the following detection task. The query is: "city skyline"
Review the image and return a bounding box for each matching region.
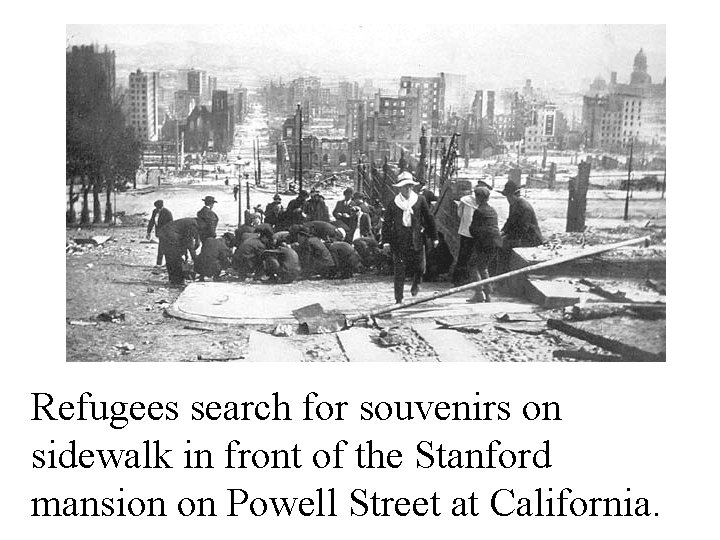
[66,24,665,91]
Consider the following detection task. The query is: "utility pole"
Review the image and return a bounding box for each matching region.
[175,121,179,172]
[256,136,261,186]
[297,104,303,192]
[252,138,257,185]
[275,142,280,193]
[623,139,633,221]
[661,167,666,199]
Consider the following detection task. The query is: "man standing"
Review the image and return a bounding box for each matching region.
[197,195,219,241]
[146,199,173,266]
[381,172,438,304]
[451,188,479,285]
[332,187,356,236]
[264,194,284,228]
[497,180,543,272]
[285,189,310,225]
[304,190,330,222]
[157,217,201,287]
[467,186,502,303]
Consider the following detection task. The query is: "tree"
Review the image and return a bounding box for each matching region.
[66,45,141,225]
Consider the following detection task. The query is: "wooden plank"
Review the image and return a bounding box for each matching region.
[413,323,488,362]
[246,331,303,362]
[547,319,664,362]
[337,328,398,362]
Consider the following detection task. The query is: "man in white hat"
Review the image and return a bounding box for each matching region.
[381,171,438,303]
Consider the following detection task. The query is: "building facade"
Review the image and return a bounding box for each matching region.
[581,49,666,150]
[399,75,444,131]
[128,69,159,141]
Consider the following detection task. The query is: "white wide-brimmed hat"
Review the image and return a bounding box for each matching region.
[393,171,418,188]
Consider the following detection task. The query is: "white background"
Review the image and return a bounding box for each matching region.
[2,3,718,539]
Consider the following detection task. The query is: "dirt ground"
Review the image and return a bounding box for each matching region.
[66,182,666,362]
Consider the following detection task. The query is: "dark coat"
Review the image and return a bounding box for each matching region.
[469,202,502,251]
[502,197,543,247]
[147,207,173,236]
[157,217,200,255]
[195,238,231,277]
[232,237,269,276]
[332,199,354,222]
[285,197,308,225]
[197,206,219,240]
[381,194,438,252]
[264,201,284,227]
[297,236,335,276]
[304,198,330,222]
[328,241,361,275]
[305,220,343,241]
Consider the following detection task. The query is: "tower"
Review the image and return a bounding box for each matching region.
[630,48,652,86]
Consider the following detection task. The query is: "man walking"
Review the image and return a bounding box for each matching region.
[381,172,438,303]
[146,199,173,266]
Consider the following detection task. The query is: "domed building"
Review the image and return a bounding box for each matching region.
[582,48,665,151]
[630,48,652,86]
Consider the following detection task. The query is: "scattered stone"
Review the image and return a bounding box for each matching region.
[272,324,295,337]
[97,309,125,323]
[86,263,94,269]
[114,342,135,354]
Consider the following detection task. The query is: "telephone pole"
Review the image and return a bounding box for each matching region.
[297,104,303,192]
[623,139,634,221]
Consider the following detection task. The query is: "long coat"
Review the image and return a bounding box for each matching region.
[502,197,543,247]
[197,206,219,240]
[157,217,200,254]
[147,207,173,236]
[469,202,502,251]
[381,195,438,253]
[195,238,231,277]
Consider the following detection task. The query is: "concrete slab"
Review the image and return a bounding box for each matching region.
[246,331,304,362]
[524,278,581,308]
[166,278,542,326]
[413,323,489,362]
[336,328,398,362]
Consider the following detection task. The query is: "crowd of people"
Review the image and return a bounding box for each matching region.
[145,171,544,303]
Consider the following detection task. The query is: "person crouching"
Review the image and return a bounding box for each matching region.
[195,232,234,281]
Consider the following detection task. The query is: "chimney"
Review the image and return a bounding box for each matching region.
[610,71,617,85]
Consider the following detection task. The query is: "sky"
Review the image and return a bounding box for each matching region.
[66,24,666,90]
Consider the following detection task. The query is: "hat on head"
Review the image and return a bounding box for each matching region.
[497,180,521,196]
[202,196,217,204]
[298,189,309,198]
[154,199,164,209]
[273,194,281,201]
[476,180,492,190]
[393,171,418,188]
[474,186,491,201]
[343,187,354,196]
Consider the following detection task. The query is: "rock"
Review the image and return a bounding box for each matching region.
[272,324,295,337]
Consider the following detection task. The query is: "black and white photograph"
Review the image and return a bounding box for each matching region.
[65,23,666,362]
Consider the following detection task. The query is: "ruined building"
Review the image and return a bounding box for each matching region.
[582,49,666,151]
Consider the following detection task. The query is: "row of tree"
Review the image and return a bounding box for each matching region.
[66,45,142,225]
